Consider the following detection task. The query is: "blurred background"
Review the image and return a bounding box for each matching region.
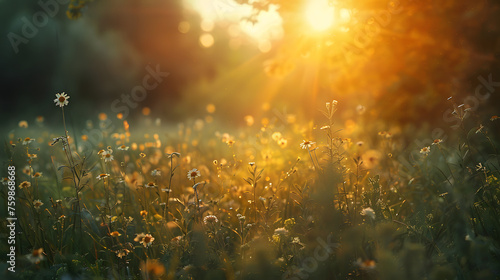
[1,0,500,132]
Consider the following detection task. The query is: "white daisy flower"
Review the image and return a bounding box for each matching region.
[203,215,219,225]
[300,140,315,150]
[54,92,70,107]
[187,168,201,181]
[23,137,35,145]
[420,146,431,155]
[117,145,129,151]
[102,150,114,162]
[96,173,110,180]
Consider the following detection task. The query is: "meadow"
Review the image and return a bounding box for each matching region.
[1,92,499,280]
[2,0,500,279]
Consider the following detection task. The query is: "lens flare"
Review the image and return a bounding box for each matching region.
[305,0,335,31]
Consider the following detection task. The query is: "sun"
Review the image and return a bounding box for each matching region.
[305,0,335,32]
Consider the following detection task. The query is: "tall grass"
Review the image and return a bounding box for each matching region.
[1,96,499,280]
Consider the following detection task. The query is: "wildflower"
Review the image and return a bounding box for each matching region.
[278,138,288,148]
[23,137,34,145]
[32,172,43,178]
[102,150,114,162]
[432,139,443,145]
[274,227,289,236]
[326,100,338,110]
[221,133,231,143]
[54,92,70,107]
[151,169,161,176]
[145,182,157,188]
[420,146,431,155]
[140,210,148,217]
[300,140,315,150]
[203,215,219,225]
[487,175,498,185]
[1,177,8,185]
[33,199,44,210]
[110,231,122,237]
[19,181,31,189]
[187,168,201,181]
[320,125,330,130]
[161,188,172,192]
[476,163,486,172]
[249,162,255,167]
[284,218,295,230]
[167,152,181,159]
[362,150,382,169]
[226,139,235,146]
[135,233,155,247]
[19,120,28,128]
[116,249,130,258]
[491,115,499,121]
[272,132,282,141]
[272,234,281,243]
[117,144,129,151]
[27,248,44,264]
[96,173,110,180]
[139,153,146,158]
[134,233,145,242]
[360,207,376,220]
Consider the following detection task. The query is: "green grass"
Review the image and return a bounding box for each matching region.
[1,97,500,280]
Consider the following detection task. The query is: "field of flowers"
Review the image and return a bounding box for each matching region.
[1,90,499,279]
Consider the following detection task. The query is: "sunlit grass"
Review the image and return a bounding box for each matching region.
[2,92,499,279]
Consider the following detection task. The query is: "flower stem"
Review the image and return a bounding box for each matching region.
[61,107,82,246]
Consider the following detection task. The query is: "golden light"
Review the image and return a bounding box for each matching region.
[185,0,282,51]
[199,33,214,48]
[305,0,335,31]
[178,21,190,33]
